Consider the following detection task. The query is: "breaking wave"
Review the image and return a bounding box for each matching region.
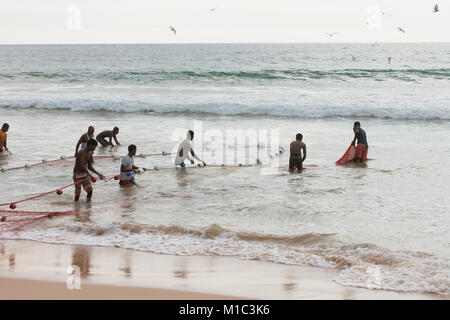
[2,222,449,295]
[2,100,450,120]
[1,68,449,83]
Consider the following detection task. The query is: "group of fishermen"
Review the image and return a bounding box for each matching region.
[288,121,368,172]
[1,121,368,201]
[72,127,206,201]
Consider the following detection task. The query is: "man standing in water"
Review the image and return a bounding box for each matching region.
[352,121,369,162]
[175,130,206,168]
[96,127,120,147]
[73,139,104,201]
[0,123,9,153]
[74,126,95,156]
[119,144,147,186]
[289,133,306,173]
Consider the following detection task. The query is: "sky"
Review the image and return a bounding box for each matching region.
[0,0,448,44]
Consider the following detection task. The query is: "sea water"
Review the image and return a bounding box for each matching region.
[0,43,449,295]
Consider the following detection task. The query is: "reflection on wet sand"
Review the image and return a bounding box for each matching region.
[119,251,132,278]
[208,255,217,273]
[9,254,15,269]
[282,271,297,294]
[54,248,61,268]
[173,257,189,280]
[283,282,297,293]
[71,246,91,278]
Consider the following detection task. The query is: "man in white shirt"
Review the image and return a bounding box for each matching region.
[120,144,147,186]
[175,130,206,168]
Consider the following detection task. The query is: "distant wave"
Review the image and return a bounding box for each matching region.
[1,68,450,83]
[2,100,450,120]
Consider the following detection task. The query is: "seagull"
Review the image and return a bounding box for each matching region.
[433,4,439,13]
[351,54,358,61]
[325,32,338,37]
[388,57,392,64]
[381,11,392,16]
[169,26,176,36]
[397,27,405,33]
[210,8,216,12]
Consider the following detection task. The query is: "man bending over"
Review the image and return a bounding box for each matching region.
[96,127,120,147]
[352,122,369,163]
[175,130,206,168]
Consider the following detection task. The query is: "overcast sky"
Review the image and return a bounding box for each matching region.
[0,0,448,44]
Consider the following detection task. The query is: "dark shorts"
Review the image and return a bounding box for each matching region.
[119,175,135,186]
[177,161,186,168]
[289,156,303,173]
[119,180,134,186]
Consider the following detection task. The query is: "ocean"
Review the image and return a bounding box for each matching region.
[0,43,449,295]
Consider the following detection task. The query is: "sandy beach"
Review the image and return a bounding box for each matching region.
[0,240,446,300]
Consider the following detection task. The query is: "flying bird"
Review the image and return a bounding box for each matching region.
[433,4,439,13]
[397,27,405,33]
[325,32,338,37]
[381,11,392,16]
[169,26,176,36]
[351,55,358,61]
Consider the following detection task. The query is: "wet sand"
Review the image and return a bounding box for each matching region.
[0,240,447,300]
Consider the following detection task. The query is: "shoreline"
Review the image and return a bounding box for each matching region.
[0,239,447,300]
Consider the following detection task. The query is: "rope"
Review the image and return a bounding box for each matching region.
[0,177,89,207]
[146,163,256,171]
[1,215,51,232]
[0,152,173,173]
[1,156,76,172]
[0,210,81,216]
[0,174,120,208]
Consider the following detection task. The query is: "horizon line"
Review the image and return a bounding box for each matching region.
[1,41,450,46]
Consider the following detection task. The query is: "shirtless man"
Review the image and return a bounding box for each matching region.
[175,130,206,168]
[73,139,104,201]
[0,123,9,153]
[352,121,369,163]
[96,127,120,147]
[74,126,95,156]
[289,133,307,173]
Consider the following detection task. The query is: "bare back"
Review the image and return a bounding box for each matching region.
[290,140,306,157]
[97,130,113,139]
[73,149,93,176]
